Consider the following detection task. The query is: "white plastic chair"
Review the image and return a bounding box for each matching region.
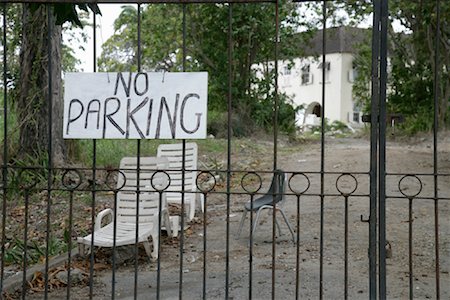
[77,157,172,260]
[157,142,204,221]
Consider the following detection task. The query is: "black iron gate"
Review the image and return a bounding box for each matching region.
[0,0,448,299]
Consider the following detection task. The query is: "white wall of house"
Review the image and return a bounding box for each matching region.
[279,52,361,126]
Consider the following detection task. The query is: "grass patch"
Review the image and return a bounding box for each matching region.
[77,139,233,168]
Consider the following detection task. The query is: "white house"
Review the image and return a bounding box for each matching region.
[278,27,368,128]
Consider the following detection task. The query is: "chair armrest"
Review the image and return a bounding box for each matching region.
[94,208,113,231]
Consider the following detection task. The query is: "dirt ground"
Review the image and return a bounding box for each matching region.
[19,133,450,299]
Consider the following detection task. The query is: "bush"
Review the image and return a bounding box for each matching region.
[207,110,250,138]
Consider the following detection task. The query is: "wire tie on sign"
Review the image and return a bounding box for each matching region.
[162,70,166,83]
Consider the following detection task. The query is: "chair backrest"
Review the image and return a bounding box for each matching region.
[156,143,198,193]
[116,157,169,223]
[267,169,287,204]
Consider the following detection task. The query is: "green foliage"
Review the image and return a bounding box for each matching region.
[77,140,159,167]
[4,237,66,266]
[344,0,450,132]
[77,138,233,167]
[308,119,352,136]
[207,110,250,138]
[0,4,22,91]
[351,34,372,113]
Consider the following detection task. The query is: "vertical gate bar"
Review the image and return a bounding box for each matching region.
[133,134,142,298]
[295,194,300,300]
[432,1,441,298]
[180,141,186,297]
[273,0,279,171]
[89,11,98,299]
[67,189,74,299]
[408,198,413,300]
[112,190,119,300]
[179,5,187,299]
[319,1,327,299]
[44,6,53,298]
[157,191,163,300]
[369,0,381,298]
[89,143,97,300]
[344,195,349,300]
[202,193,208,300]
[271,1,280,299]
[134,5,142,299]
[378,0,389,298]
[249,193,254,300]
[1,4,8,294]
[22,191,29,299]
[225,3,232,299]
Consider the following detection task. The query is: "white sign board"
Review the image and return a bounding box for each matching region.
[63,72,208,139]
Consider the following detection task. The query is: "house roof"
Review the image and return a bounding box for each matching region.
[287,26,370,58]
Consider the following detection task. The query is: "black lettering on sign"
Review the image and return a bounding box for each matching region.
[66,99,84,135]
[156,94,179,139]
[180,93,202,134]
[134,72,149,96]
[103,97,125,138]
[114,72,133,97]
[146,98,154,136]
[126,97,148,139]
[85,99,101,129]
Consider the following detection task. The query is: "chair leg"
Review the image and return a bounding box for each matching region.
[279,209,296,243]
[78,242,86,257]
[188,200,196,222]
[163,211,173,238]
[236,209,247,239]
[146,236,158,261]
[252,209,264,238]
[171,216,179,238]
[197,193,205,213]
[274,212,283,237]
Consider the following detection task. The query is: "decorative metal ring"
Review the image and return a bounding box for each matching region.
[18,169,38,190]
[196,171,216,193]
[61,169,82,190]
[151,170,170,192]
[336,173,358,196]
[241,172,262,194]
[288,172,310,195]
[398,175,422,198]
[105,170,126,191]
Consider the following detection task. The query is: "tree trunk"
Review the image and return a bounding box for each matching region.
[18,4,67,166]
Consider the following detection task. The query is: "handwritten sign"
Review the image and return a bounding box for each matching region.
[63,72,208,139]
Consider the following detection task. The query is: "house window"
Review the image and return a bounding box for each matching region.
[283,65,291,75]
[348,65,358,83]
[301,64,312,85]
[352,102,361,123]
[318,61,330,82]
[348,61,358,82]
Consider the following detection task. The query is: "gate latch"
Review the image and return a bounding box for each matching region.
[361,114,404,125]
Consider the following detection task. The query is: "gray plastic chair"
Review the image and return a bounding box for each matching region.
[236,170,295,242]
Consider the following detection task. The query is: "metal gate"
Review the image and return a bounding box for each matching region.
[0,0,448,299]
